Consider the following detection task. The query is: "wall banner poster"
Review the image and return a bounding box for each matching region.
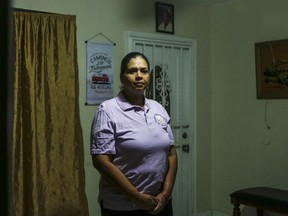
[86,43,114,105]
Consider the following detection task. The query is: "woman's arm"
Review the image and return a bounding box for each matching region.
[150,146,178,214]
[162,146,178,197]
[92,154,158,211]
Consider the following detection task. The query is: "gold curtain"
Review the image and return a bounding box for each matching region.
[11,11,89,216]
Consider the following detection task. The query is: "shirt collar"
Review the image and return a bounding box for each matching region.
[116,91,150,112]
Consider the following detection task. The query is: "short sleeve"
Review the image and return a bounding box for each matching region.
[166,123,174,146]
[90,107,116,155]
[160,104,174,146]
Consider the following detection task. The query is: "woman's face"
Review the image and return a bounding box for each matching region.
[121,56,150,94]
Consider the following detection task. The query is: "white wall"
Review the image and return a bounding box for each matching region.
[11,0,212,215]
[211,0,288,214]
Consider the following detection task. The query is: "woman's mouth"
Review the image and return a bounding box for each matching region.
[134,82,145,87]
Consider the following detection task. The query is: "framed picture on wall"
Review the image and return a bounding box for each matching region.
[156,2,174,34]
[255,39,288,99]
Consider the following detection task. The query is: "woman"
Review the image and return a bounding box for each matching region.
[90,52,177,216]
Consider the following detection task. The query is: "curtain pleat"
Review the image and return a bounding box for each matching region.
[12,11,89,216]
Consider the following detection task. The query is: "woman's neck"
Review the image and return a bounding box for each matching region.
[122,90,145,107]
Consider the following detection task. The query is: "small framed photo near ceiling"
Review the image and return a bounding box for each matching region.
[156,2,174,34]
[255,39,288,99]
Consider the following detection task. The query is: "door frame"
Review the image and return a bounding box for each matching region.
[124,31,198,216]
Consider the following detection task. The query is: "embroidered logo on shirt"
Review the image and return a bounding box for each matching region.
[154,114,167,127]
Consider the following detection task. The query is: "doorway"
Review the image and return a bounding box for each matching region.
[125,31,197,216]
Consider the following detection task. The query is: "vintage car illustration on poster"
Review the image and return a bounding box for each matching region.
[90,74,111,90]
[92,74,109,84]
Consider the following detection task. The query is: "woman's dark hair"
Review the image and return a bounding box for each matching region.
[120,52,150,75]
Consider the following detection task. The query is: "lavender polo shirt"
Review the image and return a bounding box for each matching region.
[90,91,174,211]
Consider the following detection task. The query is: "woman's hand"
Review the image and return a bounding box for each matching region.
[148,193,167,215]
[132,193,158,212]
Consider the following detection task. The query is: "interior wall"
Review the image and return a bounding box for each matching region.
[11,0,212,215]
[211,0,288,214]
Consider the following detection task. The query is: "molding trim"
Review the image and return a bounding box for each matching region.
[212,211,230,216]
[197,211,213,216]
[197,211,229,216]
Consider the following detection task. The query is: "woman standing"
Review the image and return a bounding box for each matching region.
[91,52,177,216]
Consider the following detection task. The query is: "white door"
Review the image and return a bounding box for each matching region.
[125,31,197,216]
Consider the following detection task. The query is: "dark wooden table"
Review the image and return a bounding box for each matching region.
[230,187,288,216]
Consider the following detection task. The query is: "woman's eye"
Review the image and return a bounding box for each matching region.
[141,69,149,73]
[126,69,137,74]
[126,68,149,74]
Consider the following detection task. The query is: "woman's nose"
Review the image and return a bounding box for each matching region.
[135,71,142,78]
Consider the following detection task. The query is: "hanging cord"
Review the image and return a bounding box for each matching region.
[262,100,272,145]
[264,100,271,130]
[85,32,116,46]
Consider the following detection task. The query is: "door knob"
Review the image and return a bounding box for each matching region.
[182,132,187,139]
